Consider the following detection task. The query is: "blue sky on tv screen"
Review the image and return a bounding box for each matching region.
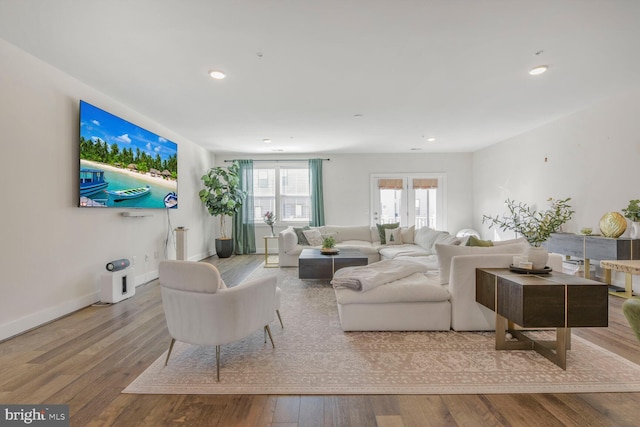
[80,101,177,161]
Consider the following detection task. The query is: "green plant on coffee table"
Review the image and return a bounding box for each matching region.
[622,199,640,222]
[482,197,575,247]
[322,236,336,250]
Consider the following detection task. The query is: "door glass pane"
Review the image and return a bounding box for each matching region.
[415,188,437,229]
[379,188,403,224]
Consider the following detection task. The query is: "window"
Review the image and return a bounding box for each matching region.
[253,164,310,223]
[371,174,446,229]
[253,169,276,220]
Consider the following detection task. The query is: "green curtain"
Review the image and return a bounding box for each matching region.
[309,158,325,226]
[233,160,256,254]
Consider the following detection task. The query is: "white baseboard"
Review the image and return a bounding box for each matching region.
[1,250,226,342]
[0,291,100,342]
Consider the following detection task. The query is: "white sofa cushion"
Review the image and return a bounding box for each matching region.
[401,226,415,244]
[281,228,299,253]
[394,255,441,271]
[436,241,529,283]
[334,272,449,305]
[378,244,431,259]
[414,228,459,253]
[322,225,372,242]
[493,237,528,246]
[337,242,380,255]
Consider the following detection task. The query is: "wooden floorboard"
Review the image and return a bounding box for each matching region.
[1,254,640,426]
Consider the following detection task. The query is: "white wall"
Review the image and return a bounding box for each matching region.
[0,39,215,340]
[473,88,640,285]
[215,152,474,251]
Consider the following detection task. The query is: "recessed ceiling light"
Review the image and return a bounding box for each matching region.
[263,138,272,143]
[208,70,226,79]
[426,137,436,142]
[529,65,548,76]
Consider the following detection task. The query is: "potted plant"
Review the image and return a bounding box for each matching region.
[622,199,640,239]
[199,161,247,258]
[482,197,574,269]
[321,236,337,253]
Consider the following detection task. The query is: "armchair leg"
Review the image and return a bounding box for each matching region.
[264,324,275,348]
[215,345,221,382]
[164,338,176,366]
[276,309,284,328]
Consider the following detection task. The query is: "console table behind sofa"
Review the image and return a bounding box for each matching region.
[547,233,640,280]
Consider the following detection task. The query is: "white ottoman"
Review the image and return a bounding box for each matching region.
[334,272,451,331]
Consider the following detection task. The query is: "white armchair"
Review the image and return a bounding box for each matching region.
[159,260,279,381]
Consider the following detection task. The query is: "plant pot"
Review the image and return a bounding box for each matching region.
[215,238,234,258]
[632,222,640,240]
[527,246,549,270]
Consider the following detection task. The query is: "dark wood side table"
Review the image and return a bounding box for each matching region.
[299,248,368,280]
[476,268,608,369]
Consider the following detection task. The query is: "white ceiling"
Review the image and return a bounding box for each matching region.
[1,0,640,154]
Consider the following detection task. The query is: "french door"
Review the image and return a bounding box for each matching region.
[371,174,445,229]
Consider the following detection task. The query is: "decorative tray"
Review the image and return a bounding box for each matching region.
[320,248,340,255]
[508,265,553,274]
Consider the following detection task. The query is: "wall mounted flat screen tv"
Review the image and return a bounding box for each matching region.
[79,100,178,208]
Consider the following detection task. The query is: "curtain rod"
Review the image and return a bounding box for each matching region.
[224,158,330,163]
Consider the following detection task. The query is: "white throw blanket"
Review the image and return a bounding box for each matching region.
[330,260,429,292]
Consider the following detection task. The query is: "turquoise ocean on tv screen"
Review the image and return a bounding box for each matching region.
[81,162,176,208]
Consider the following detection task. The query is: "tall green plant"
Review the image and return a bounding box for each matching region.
[199,161,247,239]
[482,197,574,246]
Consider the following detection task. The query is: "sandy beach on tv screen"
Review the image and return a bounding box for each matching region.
[81,159,177,190]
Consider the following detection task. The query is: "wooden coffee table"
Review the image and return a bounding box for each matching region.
[476,268,608,369]
[299,248,368,280]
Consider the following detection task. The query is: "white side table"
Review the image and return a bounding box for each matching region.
[264,236,279,268]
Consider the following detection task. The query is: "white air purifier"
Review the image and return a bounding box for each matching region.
[101,267,135,303]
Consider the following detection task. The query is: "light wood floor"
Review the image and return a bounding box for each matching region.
[2,255,640,426]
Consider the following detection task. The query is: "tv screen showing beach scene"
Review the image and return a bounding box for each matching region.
[79,100,178,208]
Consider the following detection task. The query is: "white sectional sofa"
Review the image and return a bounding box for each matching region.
[277,225,459,267]
[335,249,563,332]
[278,225,563,332]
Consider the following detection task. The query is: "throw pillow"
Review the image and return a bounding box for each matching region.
[435,241,529,283]
[431,232,461,249]
[303,228,323,246]
[385,228,403,245]
[466,235,494,247]
[414,227,446,253]
[376,223,399,244]
[294,226,311,245]
[400,225,415,244]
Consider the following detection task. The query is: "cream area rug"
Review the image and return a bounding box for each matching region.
[124,266,640,395]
